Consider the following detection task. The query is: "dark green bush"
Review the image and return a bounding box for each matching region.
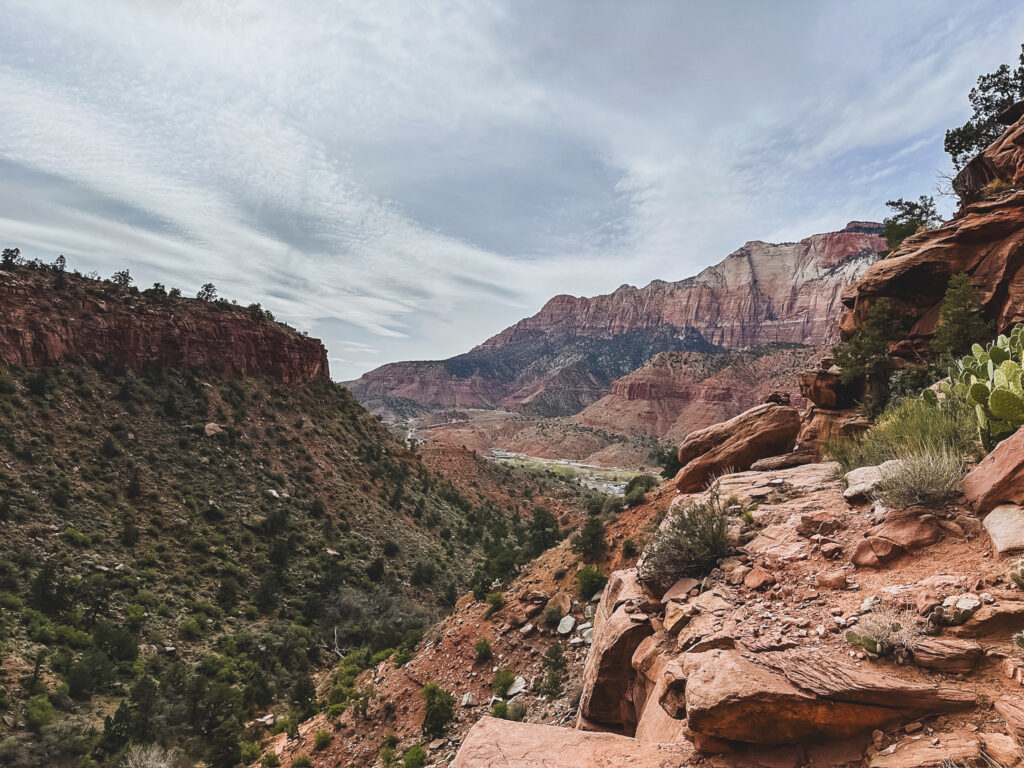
[575,565,606,599]
[491,668,516,695]
[473,638,492,662]
[420,683,454,739]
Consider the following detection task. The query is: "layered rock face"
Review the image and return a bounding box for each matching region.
[576,345,819,440]
[486,223,884,350]
[0,272,328,384]
[840,107,1024,355]
[350,223,884,418]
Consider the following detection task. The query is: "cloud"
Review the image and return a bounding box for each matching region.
[1,0,1023,378]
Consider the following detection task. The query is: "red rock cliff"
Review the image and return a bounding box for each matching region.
[0,271,328,384]
[481,222,885,350]
[840,105,1024,354]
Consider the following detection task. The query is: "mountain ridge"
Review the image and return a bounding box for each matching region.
[346,221,885,427]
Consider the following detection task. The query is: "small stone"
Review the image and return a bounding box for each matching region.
[557,616,576,635]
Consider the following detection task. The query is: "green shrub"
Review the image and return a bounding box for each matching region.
[570,515,605,559]
[473,638,492,662]
[931,273,993,358]
[648,443,682,478]
[292,755,311,768]
[882,196,941,251]
[874,446,966,509]
[538,642,566,698]
[484,591,504,617]
[621,539,638,557]
[491,669,516,696]
[24,694,54,732]
[540,604,562,628]
[314,730,332,750]
[240,742,262,763]
[637,486,729,587]
[402,744,427,768]
[624,474,658,496]
[575,565,606,599]
[832,298,901,414]
[826,395,979,473]
[845,605,921,659]
[261,751,280,768]
[420,683,455,739]
[490,700,508,719]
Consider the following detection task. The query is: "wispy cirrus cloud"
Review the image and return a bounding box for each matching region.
[1,0,1022,378]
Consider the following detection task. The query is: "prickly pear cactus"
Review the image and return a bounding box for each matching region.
[844,630,880,658]
[937,323,1024,451]
[1010,559,1024,589]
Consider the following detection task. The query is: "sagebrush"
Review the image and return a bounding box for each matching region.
[637,486,729,586]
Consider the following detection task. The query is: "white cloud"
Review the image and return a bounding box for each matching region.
[1,0,1023,378]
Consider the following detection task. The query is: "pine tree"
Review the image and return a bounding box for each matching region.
[832,298,900,414]
[571,514,605,560]
[931,273,994,358]
[945,45,1024,170]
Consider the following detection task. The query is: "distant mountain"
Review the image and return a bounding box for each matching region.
[346,222,886,420]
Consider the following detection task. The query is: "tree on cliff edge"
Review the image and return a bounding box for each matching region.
[945,44,1024,170]
[882,196,941,252]
[196,282,218,302]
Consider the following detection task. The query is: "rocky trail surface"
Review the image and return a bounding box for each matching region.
[272,455,1024,768]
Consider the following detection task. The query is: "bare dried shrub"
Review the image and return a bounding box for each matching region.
[874,447,965,509]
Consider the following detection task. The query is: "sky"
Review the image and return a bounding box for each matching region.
[2,1,1023,380]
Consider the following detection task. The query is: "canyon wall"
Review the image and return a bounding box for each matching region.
[0,271,329,384]
[349,222,885,420]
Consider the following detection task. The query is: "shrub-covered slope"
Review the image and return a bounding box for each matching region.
[0,344,586,766]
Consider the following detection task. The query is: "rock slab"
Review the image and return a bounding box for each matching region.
[451,717,694,767]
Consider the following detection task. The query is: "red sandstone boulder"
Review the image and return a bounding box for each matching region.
[451,717,695,767]
[797,366,857,409]
[866,508,943,551]
[674,403,801,492]
[577,571,656,731]
[963,425,1024,514]
[910,636,983,673]
[852,536,904,568]
[544,592,572,618]
[794,407,870,459]
[629,633,691,744]
[995,696,1024,742]
[679,649,974,745]
[868,738,981,768]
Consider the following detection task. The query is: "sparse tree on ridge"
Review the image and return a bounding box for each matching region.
[196,282,218,301]
[111,269,133,287]
[882,196,941,252]
[945,44,1024,170]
